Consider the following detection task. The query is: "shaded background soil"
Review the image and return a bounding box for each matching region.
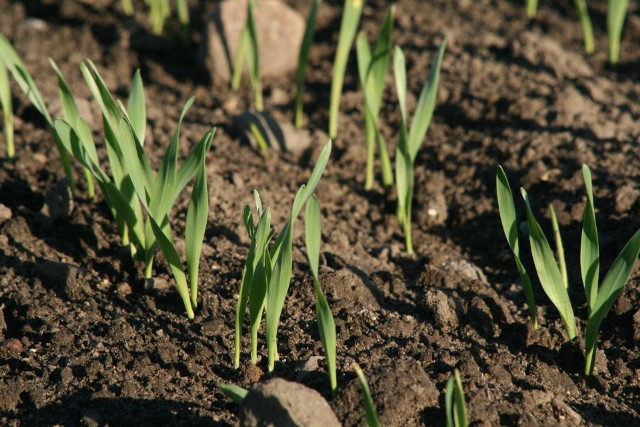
[1,0,640,425]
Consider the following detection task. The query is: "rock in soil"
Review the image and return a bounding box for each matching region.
[36,261,87,300]
[232,110,313,154]
[240,378,340,427]
[40,178,74,224]
[0,203,12,225]
[203,0,304,82]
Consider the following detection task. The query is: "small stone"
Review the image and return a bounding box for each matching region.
[296,355,324,382]
[144,277,171,292]
[242,363,264,383]
[60,366,74,385]
[33,153,48,166]
[0,204,12,225]
[240,378,340,427]
[40,178,74,224]
[421,289,460,330]
[203,0,305,82]
[1,338,23,356]
[116,282,132,297]
[201,318,225,337]
[551,398,583,424]
[36,261,87,300]
[232,110,313,154]
[445,259,489,285]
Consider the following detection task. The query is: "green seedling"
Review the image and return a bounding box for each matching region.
[526,0,538,18]
[393,41,446,254]
[573,0,594,54]
[607,0,629,66]
[328,0,364,138]
[235,140,332,374]
[353,363,380,427]
[304,195,337,393]
[445,369,468,427]
[0,56,14,158]
[496,166,538,329]
[499,165,640,374]
[218,383,248,404]
[356,6,394,190]
[121,0,134,15]
[294,0,321,128]
[231,0,263,111]
[53,60,214,295]
[0,36,76,194]
[147,0,171,35]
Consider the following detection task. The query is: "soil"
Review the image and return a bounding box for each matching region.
[1,0,640,425]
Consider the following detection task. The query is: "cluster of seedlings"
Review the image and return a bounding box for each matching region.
[0,0,638,424]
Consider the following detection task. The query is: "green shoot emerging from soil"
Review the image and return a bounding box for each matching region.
[235,140,332,373]
[445,369,468,427]
[393,41,447,254]
[304,195,337,393]
[499,164,640,374]
[0,36,76,194]
[607,0,629,66]
[0,56,13,158]
[356,5,394,190]
[328,0,364,139]
[231,0,263,111]
[573,0,594,54]
[294,0,321,129]
[218,383,248,405]
[526,0,538,18]
[496,166,538,329]
[353,363,380,427]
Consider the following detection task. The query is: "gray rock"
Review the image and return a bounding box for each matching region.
[37,260,87,300]
[240,378,340,427]
[0,203,12,225]
[41,178,74,224]
[232,110,313,154]
[421,288,460,330]
[203,0,305,82]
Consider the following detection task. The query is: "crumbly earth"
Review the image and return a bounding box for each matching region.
[1,0,639,425]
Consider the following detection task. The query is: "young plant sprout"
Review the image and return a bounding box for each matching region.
[218,383,248,405]
[304,195,337,393]
[356,6,394,190]
[526,0,538,18]
[393,41,446,254]
[231,0,263,111]
[607,0,629,66]
[0,56,14,158]
[498,165,640,374]
[294,0,321,128]
[0,36,76,194]
[235,141,332,374]
[496,166,538,329]
[573,0,594,54]
[328,0,364,139]
[353,363,380,427]
[121,0,134,15]
[445,369,468,427]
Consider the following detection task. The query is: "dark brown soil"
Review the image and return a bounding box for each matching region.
[1,0,640,425]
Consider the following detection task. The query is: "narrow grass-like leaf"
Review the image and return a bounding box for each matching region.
[521,189,577,339]
[445,369,468,427]
[527,0,538,18]
[127,70,146,145]
[231,27,249,91]
[573,0,594,54]
[585,227,640,374]
[328,0,364,138]
[246,0,263,111]
[581,164,599,313]
[393,47,407,125]
[121,0,134,15]
[218,383,248,405]
[149,216,194,319]
[0,56,14,158]
[407,40,446,161]
[353,363,380,427]
[496,166,538,328]
[185,132,211,309]
[294,0,321,128]
[549,204,568,290]
[305,196,337,393]
[607,0,629,66]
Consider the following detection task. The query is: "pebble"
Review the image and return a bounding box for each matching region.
[116,282,133,297]
[0,203,12,225]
